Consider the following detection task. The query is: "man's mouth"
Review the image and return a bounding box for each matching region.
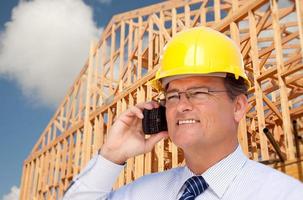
[177,119,200,125]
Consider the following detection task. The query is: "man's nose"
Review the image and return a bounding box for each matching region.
[176,93,193,113]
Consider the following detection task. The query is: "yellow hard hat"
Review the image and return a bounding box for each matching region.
[150,26,250,91]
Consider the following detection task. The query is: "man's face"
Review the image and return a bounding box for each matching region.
[165,76,239,151]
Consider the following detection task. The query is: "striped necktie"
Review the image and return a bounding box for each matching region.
[179,176,209,200]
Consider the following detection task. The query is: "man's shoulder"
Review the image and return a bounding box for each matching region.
[245,159,303,189]
[124,166,184,191]
[234,159,303,199]
[135,166,184,184]
[111,167,185,199]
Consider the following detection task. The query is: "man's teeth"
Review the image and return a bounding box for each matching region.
[178,119,200,125]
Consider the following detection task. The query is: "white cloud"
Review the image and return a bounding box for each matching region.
[1,186,19,200]
[0,0,102,108]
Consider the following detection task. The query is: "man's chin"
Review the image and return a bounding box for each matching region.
[171,129,207,147]
[173,128,201,138]
[172,135,199,149]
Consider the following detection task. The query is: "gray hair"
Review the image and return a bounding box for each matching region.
[224,73,248,100]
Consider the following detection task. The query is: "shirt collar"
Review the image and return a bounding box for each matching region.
[179,145,248,198]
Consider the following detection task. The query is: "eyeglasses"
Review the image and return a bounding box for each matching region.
[159,87,228,107]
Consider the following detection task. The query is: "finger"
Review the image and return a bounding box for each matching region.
[117,106,144,125]
[136,101,161,110]
[121,101,159,121]
[129,106,144,119]
[149,100,160,109]
[144,131,169,153]
[135,102,154,110]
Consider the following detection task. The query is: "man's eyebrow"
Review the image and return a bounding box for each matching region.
[165,88,179,93]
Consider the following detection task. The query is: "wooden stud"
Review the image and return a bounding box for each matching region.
[271,0,295,159]
[20,1,303,198]
[249,10,269,160]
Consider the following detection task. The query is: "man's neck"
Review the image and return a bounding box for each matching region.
[184,143,238,175]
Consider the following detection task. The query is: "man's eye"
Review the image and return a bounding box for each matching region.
[192,91,207,96]
[166,94,179,100]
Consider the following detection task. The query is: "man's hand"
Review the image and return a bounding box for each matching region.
[100,101,169,165]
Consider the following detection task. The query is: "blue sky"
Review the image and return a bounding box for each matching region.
[0,0,161,199]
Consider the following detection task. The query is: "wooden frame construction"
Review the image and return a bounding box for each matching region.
[20,0,303,199]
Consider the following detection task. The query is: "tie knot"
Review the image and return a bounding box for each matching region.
[179,176,209,200]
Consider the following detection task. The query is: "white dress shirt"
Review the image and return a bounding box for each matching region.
[63,146,303,200]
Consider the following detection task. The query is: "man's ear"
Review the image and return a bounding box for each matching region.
[233,94,248,123]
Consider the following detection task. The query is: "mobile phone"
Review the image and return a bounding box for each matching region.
[142,105,168,134]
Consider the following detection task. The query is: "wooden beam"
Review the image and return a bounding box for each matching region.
[212,0,268,31]
[271,0,295,159]
[249,10,269,160]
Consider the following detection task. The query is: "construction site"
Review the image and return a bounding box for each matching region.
[19,0,303,199]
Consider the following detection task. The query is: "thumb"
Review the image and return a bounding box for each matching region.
[144,131,169,153]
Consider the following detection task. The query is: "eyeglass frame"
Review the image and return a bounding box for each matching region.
[157,87,229,107]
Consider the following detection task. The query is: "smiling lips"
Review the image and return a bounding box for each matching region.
[177,119,200,125]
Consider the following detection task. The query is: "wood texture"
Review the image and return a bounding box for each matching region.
[20,1,303,199]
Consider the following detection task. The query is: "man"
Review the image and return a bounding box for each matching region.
[63,27,303,200]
